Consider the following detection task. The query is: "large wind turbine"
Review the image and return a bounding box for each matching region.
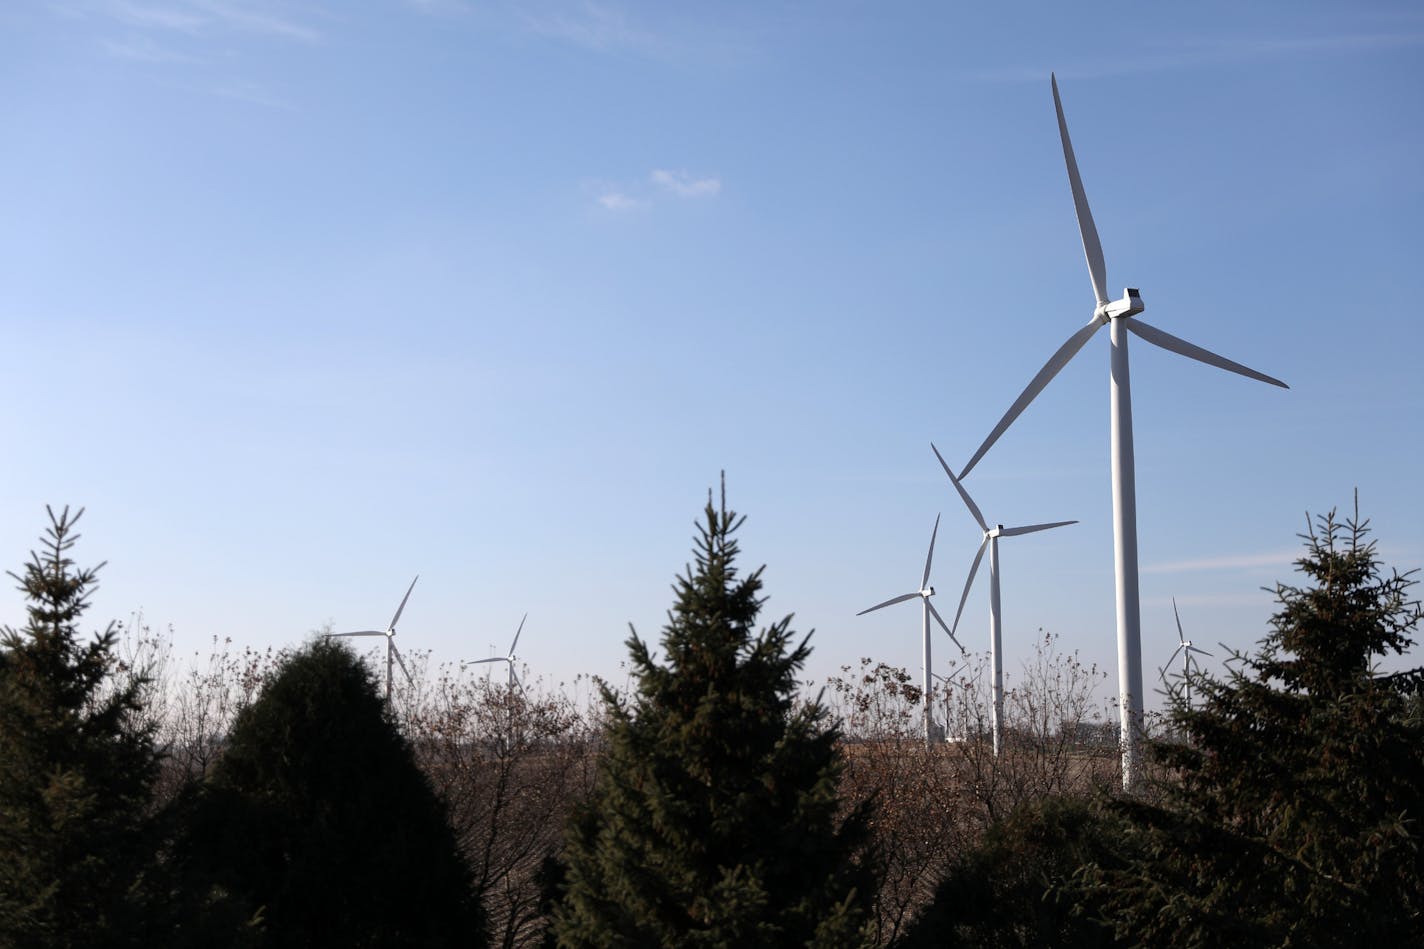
[958,75,1288,791]
[468,613,528,695]
[1161,597,1213,708]
[328,575,418,702]
[857,514,966,745]
[932,444,1075,756]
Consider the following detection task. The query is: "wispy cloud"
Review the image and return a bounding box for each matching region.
[591,168,721,212]
[57,0,322,108]
[596,190,647,212]
[519,0,663,55]
[651,169,720,198]
[1142,549,1298,575]
[70,0,322,43]
[187,0,322,42]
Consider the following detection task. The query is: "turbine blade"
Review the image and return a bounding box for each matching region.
[951,539,988,635]
[1173,597,1186,643]
[931,443,987,532]
[327,631,385,638]
[511,667,525,696]
[927,600,967,655]
[959,320,1102,478]
[1126,319,1288,389]
[391,642,412,686]
[509,613,527,657]
[1188,645,1214,658]
[857,592,920,616]
[389,575,419,631]
[999,519,1077,537]
[921,513,941,590]
[1166,642,1186,668]
[1052,73,1108,307]
[466,657,504,666]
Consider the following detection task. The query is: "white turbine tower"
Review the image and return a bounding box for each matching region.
[468,613,528,694]
[327,575,418,702]
[932,443,1075,757]
[957,75,1287,792]
[857,514,966,746]
[1162,597,1213,708]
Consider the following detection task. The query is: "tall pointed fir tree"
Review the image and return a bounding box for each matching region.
[1094,499,1424,946]
[178,638,487,948]
[0,507,162,947]
[553,478,872,948]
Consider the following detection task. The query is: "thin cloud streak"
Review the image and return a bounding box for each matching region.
[82,0,322,43]
[597,191,646,212]
[651,169,720,198]
[519,1,662,55]
[1142,549,1298,575]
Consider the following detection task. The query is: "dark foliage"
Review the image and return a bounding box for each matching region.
[0,507,163,948]
[900,795,1127,949]
[1093,500,1424,946]
[180,638,487,948]
[553,479,872,948]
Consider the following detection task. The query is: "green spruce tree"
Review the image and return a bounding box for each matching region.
[1095,499,1424,946]
[180,638,487,948]
[553,478,872,948]
[0,507,162,948]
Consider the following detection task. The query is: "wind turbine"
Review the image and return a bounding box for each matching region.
[957,76,1287,791]
[467,613,528,695]
[1161,597,1213,708]
[932,444,1075,757]
[327,575,418,702]
[857,514,966,746]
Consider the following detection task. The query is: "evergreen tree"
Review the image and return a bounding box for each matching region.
[553,479,872,948]
[0,507,162,948]
[180,638,486,948]
[900,796,1128,949]
[1095,500,1424,946]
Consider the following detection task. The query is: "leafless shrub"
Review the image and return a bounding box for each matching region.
[942,630,1116,823]
[406,665,604,949]
[824,630,1115,946]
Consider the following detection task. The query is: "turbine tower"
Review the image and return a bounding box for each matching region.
[857,514,966,746]
[327,575,418,702]
[958,75,1287,791]
[1162,597,1213,708]
[468,613,528,695]
[932,444,1075,756]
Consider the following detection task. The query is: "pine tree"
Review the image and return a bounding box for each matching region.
[179,638,487,948]
[0,507,162,947]
[553,479,871,948]
[1095,499,1424,946]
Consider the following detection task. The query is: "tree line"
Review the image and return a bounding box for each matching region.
[1,488,1421,947]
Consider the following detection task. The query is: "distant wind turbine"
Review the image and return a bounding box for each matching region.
[327,575,418,702]
[932,444,1075,757]
[956,75,1287,791]
[467,613,528,695]
[857,514,966,746]
[1161,597,1213,708]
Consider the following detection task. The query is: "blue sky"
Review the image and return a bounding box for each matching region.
[3,1,1421,710]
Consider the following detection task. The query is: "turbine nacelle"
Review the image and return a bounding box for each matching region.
[1096,288,1145,322]
[920,586,935,598]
